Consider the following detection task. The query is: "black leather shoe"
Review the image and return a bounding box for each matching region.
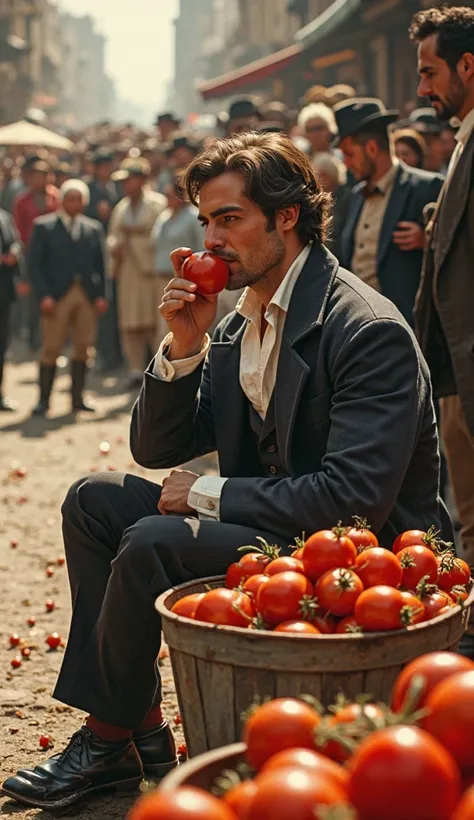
[1,726,143,809]
[133,721,179,778]
[72,398,96,412]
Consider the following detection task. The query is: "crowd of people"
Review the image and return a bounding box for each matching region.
[1,3,474,811]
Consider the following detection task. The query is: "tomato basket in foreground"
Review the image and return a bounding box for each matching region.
[156,576,474,757]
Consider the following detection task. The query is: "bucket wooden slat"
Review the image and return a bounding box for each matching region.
[157,576,473,755]
[160,743,247,793]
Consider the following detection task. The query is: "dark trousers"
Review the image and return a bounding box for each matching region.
[53,471,286,729]
[0,298,12,395]
[96,280,122,370]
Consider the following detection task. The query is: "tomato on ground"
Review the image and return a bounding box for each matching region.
[314,569,363,617]
[391,651,474,712]
[171,593,205,620]
[243,698,321,770]
[302,528,357,582]
[128,786,235,819]
[397,545,439,590]
[422,670,474,772]
[348,725,461,820]
[273,620,320,634]
[246,767,348,820]
[437,554,471,591]
[194,588,254,628]
[319,703,384,763]
[264,556,306,576]
[355,547,403,588]
[354,585,405,631]
[260,747,349,793]
[256,571,314,626]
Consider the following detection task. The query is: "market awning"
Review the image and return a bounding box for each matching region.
[295,0,361,50]
[197,43,302,101]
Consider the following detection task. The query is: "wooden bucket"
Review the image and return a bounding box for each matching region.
[159,743,246,793]
[156,577,473,757]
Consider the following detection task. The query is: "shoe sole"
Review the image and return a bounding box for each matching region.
[1,775,143,809]
[142,757,180,780]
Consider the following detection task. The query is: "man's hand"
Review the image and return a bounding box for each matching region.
[94,297,108,316]
[158,469,200,515]
[392,221,425,251]
[40,296,56,315]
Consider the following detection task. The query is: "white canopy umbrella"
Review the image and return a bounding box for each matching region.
[0,120,74,151]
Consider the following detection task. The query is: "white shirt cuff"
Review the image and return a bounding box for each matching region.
[187,475,228,521]
[153,332,211,381]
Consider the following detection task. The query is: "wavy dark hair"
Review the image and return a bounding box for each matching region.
[410,6,474,71]
[182,131,332,245]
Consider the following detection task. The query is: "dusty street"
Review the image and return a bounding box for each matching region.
[0,348,213,819]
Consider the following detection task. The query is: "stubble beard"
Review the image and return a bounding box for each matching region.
[225,231,286,291]
[433,75,467,121]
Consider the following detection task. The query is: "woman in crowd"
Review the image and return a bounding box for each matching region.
[394,127,427,169]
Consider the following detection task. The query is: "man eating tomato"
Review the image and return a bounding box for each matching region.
[2,131,452,808]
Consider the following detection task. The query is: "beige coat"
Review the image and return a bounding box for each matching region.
[108,189,166,331]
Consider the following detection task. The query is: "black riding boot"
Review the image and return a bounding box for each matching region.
[71,360,95,412]
[32,364,56,416]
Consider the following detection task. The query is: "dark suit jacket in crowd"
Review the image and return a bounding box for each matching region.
[0,208,23,304]
[130,244,450,547]
[415,130,474,437]
[27,213,106,303]
[340,162,443,326]
[85,178,119,229]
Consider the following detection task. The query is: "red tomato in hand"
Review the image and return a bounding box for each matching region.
[273,620,320,634]
[226,552,271,588]
[246,768,347,820]
[349,725,461,820]
[398,545,439,590]
[391,651,474,712]
[261,747,349,792]
[320,703,384,763]
[302,528,357,582]
[171,593,205,619]
[264,556,305,576]
[437,553,471,591]
[422,671,474,772]
[354,547,403,588]
[314,568,363,617]
[182,252,229,295]
[223,780,258,818]
[354,585,405,631]
[256,571,314,626]
[453,786,474,820]
[393,527,439,554]
[243,698,321,770]
[346,517,379,552]
[194,588,253,628]
[128,786,235,820]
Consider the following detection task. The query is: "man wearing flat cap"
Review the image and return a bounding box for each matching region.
[28,179,108,415]
[154,112,181,144]
[227,96,263,135]
[408,107,448,173]
[336,97,443,326]
[108,158,166,386]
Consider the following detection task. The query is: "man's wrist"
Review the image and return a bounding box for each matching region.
[169,337,206,361]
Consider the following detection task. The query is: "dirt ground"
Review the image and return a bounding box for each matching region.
[0,346,214,819]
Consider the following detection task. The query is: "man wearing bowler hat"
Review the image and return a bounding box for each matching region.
[336,97,443,326]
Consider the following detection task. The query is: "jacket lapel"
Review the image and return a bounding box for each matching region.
[434,132,474,272]
[275,244,339,472]
[340,188,364,266]
[377,163,411,265]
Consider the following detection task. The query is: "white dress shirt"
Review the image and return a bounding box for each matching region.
[154,244,312,519]
[59,210,82,241]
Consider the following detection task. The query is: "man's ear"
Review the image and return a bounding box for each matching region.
[458,51,474,82]
[276,205,300,233]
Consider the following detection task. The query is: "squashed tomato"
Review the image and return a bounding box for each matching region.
[302,528,357,582]
[391,651,474,712]
[243,698,321,770]
[128,786,235,820]
[348,726,461,820]
[171,593,205,619]
[354,585,405,631]
[437,554,471,591]
[194,588,253,628]
[246,767,348,820]
[354,547,403,588]
[398,545,439,590]
[314,568,363,617]
[422,670,474,772]
[256,571,314,626]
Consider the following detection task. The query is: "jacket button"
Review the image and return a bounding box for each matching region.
[267,444,276,453]
[269,466,277,475]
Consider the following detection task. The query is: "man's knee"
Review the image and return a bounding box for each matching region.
[61,472,123,523]
[115,515,191,586]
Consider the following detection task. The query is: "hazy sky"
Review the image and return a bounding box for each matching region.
[57,0,178,113]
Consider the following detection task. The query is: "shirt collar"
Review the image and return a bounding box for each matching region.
[374,158,399,195]
[236,244,312,322]
[455,108,474,146]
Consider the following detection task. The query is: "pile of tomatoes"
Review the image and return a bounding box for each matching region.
[170,522,471,635]
[129,651,474,820]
